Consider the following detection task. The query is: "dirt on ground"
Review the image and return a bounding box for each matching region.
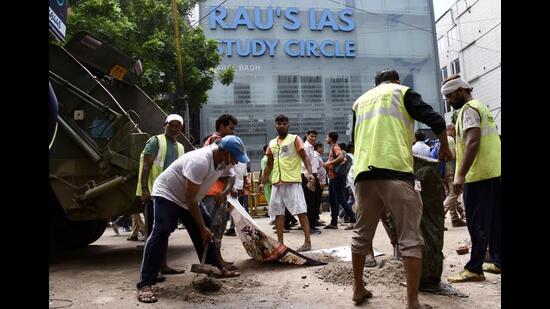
[49,214,501,308]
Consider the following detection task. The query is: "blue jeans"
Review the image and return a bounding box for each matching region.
[328,175,356,226]
[464,177,501,274]
[137,196,219,289]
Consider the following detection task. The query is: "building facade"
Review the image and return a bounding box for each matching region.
[199,0,443,169]
[436,0,501,132]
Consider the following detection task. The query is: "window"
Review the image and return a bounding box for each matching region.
[440,66,448,81]
[447,26,458,47]
[451,58,460,74]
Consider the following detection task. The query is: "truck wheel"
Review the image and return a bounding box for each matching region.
[49,186,107,250]
[66,220,107,249]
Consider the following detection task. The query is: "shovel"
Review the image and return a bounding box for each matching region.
[190,240,222,276]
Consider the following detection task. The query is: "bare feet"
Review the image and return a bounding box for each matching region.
[408,302,433,309]
[365,254,377,267]
[352,286,373,305]
[296,243,312,252]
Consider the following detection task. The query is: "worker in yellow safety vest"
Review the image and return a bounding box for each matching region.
[136,114,185,278]
[350,68,452,307]
[442,75,501,283]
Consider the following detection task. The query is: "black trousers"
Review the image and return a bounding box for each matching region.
[302,174,320,228]
[137,197,219,289]
[464,177,501,274]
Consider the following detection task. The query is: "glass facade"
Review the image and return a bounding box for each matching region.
[199,0,442,170]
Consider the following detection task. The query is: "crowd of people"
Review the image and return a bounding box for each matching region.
[110,68,500,308]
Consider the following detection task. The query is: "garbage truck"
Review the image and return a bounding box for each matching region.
[49,31,194,250]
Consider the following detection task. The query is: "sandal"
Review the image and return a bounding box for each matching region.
[137,286,158,303]
[127,236,138,241]
[160,266,185,275]
[213,268,240,278]
[222,264,239,271]
[296,244,311,252]
[448,269,485,283]
[482,263,501,274]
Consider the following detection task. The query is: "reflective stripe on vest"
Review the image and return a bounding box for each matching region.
[136,134,185,196]
[269,134,302,184]
[455,99,501,183]
[353,83,415,175]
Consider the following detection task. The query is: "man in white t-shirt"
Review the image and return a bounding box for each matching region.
[136,135,248,303]
[412,130,432,158]
[313,143,327,226]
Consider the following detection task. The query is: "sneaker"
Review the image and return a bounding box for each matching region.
[110,222,119,235]
[177,223,185,230]
[482,263,501,274]
[324,224,338,229]
[452,220,467,227]
[310,228,321,235]
[448,269,485,283]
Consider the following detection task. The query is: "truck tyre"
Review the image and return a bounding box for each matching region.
[49,186,107,250]
[66,219,107,249]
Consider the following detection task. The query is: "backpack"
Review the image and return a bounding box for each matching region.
[334,151,353,177]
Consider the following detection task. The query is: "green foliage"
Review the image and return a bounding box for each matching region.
[66,0,233,111]
[219,65,235,86]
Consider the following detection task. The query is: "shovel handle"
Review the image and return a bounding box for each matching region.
[200,240,209,265]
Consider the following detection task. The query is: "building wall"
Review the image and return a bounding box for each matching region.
[200,0,443,169]
[436,0,501,132]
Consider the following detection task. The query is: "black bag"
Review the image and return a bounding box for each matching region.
[334,151,353,176]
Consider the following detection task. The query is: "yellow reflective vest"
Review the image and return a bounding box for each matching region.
[455,99,501,183]
[269,134,302,184]
[352,83,415,175]
[136,134,184,195]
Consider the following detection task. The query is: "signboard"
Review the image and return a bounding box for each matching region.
[49,0,69,41]
[209,6,356,58]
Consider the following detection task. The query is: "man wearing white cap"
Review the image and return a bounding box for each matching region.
[136,114,186,277]
[136,135,247,303]
[442,75,501,283]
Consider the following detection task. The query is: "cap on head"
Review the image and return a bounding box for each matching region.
[165,114,184,125]
[441,75,472,96]
[219,135,250,163]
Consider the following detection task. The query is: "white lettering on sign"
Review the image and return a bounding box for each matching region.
[215,64,261,72]
[49,7,66,37]
[239,64,261,72]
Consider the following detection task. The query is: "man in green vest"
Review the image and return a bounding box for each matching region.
[137,114,186,278]
[259,114,316,252]
[351,69,452,307]
[442,75,501,283]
